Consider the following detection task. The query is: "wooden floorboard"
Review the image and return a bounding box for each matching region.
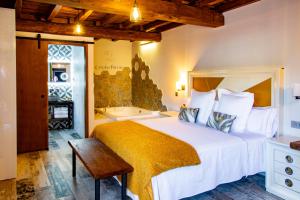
[0,129,283,200]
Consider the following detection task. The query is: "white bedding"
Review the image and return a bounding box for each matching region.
[124,117,266,200]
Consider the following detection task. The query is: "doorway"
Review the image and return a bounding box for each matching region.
[48,44,86,149]
[17,38,89,153]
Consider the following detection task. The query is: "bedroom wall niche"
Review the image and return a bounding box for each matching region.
[94,39,132,109]
[131,55,167,111]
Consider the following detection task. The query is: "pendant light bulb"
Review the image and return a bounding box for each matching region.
[76,23,81,34]
[130,0,141,23]
[75,9,82,34]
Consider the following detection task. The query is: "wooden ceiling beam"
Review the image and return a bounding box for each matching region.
[15,0,22,18]
[144,20,172,32]
[155,22,182,32]
[30,0,224,27]
[16,19,161,41]
[79,9,94,22]
[196,0,225,7]
[47,5,62,21]
[100,14,119,26]
[216,0,261,13]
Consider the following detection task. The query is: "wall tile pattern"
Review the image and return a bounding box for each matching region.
[48,84,72,101]
[48,45,72,62]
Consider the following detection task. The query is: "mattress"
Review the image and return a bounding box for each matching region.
[124,117,266,200]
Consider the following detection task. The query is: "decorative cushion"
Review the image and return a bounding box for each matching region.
[206,112,236,133]
[178,107,200,123]
[188,89,216,125]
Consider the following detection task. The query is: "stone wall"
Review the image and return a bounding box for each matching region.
[94,67,131,108]
[131,55,167,111]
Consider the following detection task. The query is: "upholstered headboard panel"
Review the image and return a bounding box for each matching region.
[188,68,284,108]
[192,77,271,107]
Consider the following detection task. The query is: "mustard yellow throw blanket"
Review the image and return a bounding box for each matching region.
[93,120,200,200]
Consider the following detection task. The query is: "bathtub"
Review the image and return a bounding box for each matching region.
[96,106,160,121]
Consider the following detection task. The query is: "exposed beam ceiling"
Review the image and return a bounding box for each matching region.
[144,21,172,32]
[30,0,225,27]
[79,10,94,22]
[16,19,161,41]
[47,5,62,21]
[101,15,123,26]
[216,0,260,13]
[197,0,225,7]
[155,22,182,32]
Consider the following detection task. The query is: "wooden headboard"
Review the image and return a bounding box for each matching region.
[188,68,284,108]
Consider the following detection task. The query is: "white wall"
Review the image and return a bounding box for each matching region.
[94,39,132,75]
[0,8,16,180]
[72,46,86,138]
[88,44,94,136]
[133,0,300,136]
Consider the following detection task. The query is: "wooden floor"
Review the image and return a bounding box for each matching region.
[0,130,282,200]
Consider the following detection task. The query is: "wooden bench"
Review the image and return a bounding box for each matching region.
[68,138,133,200]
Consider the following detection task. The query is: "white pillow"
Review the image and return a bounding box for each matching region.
[216,93,254,133]
[212,100,219,111]
[246,107,278,138]
[218,88,253,99]
[189,89,216,125]
[217,88,232,99]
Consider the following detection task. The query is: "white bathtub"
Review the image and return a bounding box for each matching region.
[96,106,160,121]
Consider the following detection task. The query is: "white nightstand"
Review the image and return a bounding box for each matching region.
[266,135,300,200]
[160,111,179,117]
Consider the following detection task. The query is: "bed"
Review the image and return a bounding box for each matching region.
[93,68,284,200]
[139,117,263,200]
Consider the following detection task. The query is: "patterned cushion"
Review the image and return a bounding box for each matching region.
[178,107,200,123]
[206,112,236,133]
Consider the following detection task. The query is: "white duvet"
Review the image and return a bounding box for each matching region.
[124,117,266,200]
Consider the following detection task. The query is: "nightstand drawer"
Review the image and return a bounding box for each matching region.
[274,173,300,193]
[274,161,300,181]
[274,149,300,167]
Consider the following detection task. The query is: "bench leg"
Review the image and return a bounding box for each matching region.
[72,149,76,177]
[95,179,100,200]
[121,174,127,200]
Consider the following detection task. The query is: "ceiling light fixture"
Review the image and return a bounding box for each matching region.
[130,0,142,23]
[75,23,81,34]
[75,9,82,34]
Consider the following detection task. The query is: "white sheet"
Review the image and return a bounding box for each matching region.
[231,132,266,176]
[124,117,265,200]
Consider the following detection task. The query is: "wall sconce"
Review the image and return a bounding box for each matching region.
[293,83,300,99]
[175,81,186,96]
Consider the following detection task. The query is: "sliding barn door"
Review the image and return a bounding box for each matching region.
[17,39,48,153]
